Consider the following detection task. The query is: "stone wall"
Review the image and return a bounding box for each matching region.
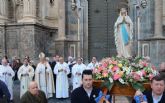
[0,26,4,57]
[0,23,57,62]
[129,0,165,66]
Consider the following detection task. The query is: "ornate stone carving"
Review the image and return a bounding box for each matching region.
[23,0,36,17]
[15,0,23,20]
[50,0,54,5]
[0,0,8,17]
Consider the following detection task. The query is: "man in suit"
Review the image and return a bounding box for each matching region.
[51,55,60,69]
[71,70,110,103]
[132,74,165,103]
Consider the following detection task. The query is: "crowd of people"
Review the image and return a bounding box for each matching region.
[0,53,165,103]
[0,53,99,103]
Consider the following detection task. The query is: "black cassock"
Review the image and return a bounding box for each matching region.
[71,86,100,103]
[132,90,165,103]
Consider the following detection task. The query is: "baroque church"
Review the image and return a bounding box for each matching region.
[0,0,165,66]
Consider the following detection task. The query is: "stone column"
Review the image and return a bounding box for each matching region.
[149,0,165,67]
[0,0,8,23]
[55,0,66,58]
[154,0,163,37]
[80,0,88,63]
[57,0,66,39]
[19,0,36,22]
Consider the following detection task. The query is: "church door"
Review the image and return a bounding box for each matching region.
[88,0,128,60]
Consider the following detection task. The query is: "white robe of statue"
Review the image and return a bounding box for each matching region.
[54,62,70,98]
[17,64,34,98]
[72,63,86,90]
[0,65,15,100]
[114,8,133,58]
[35,62,55,98]
[87,62,99,70]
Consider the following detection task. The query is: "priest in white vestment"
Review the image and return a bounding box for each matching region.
[72,57,86,90]
[35,52,55,98]
[17,58,34,98]
[87,56,99,70]
[0,58,15,101]
[54,57,70,98]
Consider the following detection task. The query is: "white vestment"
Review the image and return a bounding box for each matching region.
[35,62,55,98]
[87,62,99,70]
[54,62,70,98]
[72,63,86,90]
[17,64,34,98]
[0,65,15,100]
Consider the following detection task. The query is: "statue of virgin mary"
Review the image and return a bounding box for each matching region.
[114,8,133,58]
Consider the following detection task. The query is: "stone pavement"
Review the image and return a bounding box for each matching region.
[13,80,131,103]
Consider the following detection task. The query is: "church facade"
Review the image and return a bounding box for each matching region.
[0,0,165,66]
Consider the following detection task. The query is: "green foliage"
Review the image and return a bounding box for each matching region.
[101,79,114,91]
[131,82,145,92]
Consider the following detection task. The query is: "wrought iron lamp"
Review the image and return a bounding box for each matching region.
[140,0,147,8]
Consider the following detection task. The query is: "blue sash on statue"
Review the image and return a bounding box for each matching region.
[121,24,129,45]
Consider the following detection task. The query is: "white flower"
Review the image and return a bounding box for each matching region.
[123,67,131,75]
[116,69,120,73]
[137,71,143,77]
[109,77,113,83]
[119,78,125,84]
[153,70,158,75]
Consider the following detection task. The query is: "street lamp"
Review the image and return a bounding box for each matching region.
[140,0,147,8]
[135,0,147,10]
[71,0,77,10]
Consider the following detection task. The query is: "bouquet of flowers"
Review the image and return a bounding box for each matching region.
[93,56,158,91]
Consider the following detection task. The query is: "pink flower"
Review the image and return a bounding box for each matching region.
[151,65,157,70]
[112,60,117,65]
[108,60,113,64]
[132,72,141,81]
[112,66,119,71]
[93,68,99,74]
[103,72,108,77]
[98,66,103,72]
[140,61,148,67]
[141,70,146,76]
[149,74,154,80]
[113,74,121,80]
[102,63,108,68]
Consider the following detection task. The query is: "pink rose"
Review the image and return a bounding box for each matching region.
[112,60,117,65]
[149,74,154,80]
[140,61,148,67]
[98,66,103,72]
[103,72,108,77]
[141,70,146,76]
[102,63,108,68]
[132,72,141,81]
[113,74,121,80]
[112,66,119,71]
[151,65,157,70]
